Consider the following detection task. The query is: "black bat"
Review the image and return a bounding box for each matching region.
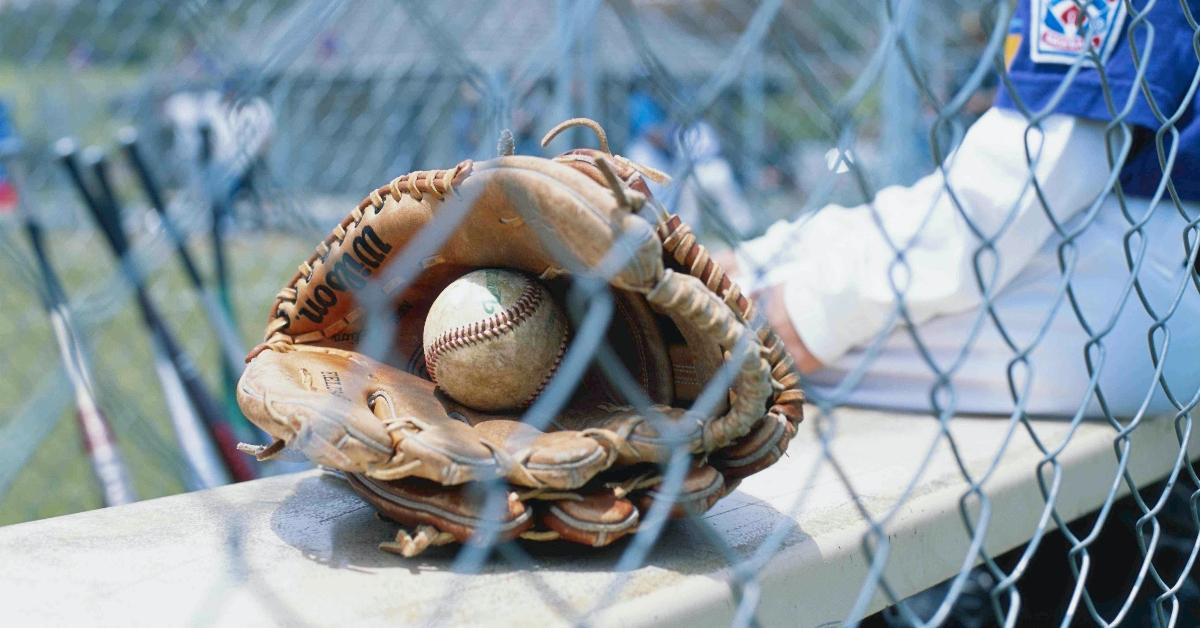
[119,129,267,451]
[193,123,261,447]
[196,123,230,302]
[84,145,258,483]
[2,144,137,507]
[117,128,248,394]
[55,140,252,486]
[197,123,238,343]
[55,139,223,491]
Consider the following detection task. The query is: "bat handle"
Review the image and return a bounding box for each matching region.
[77,403,138,506]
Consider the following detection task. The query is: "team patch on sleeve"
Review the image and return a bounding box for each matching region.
[1030,0,1125,66]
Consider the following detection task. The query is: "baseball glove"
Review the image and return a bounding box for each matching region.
[237,118,804,556]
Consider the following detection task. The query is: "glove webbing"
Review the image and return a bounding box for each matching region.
[656,217,805,428]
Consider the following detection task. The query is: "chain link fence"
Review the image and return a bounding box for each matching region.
[1,0,1198,625]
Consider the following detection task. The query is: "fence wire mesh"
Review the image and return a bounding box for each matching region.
[1,0,1199,625]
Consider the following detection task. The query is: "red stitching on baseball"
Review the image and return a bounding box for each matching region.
[423,277,544,385]
[520,322,569,408]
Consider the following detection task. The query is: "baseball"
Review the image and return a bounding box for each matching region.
[422,268,569,411]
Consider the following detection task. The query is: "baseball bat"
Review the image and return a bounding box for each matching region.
[84,146,257,483]
[194,122,258,447]
[197,123,237,332]
[117,128,248,386]
[119,129,267,450]
[56,140,234,488]
[2,145,137,507]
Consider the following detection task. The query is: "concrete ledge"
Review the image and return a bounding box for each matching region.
[1,407,1195,627]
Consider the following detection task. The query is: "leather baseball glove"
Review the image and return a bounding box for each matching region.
[237,118,804,556]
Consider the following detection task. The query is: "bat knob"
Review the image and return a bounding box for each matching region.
[117,126,139,146]
[53,137,78,158]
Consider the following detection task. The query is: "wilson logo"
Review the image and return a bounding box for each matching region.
[296,225,393,324]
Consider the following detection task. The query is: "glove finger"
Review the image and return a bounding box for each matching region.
[710,413,796,481]
[368,376,504,483]
[472,420,614,490]
[239,346,394,471]
[346,474,534,545]
[540,492,639,548]
[371,380,613,489]
[633,464,726,519]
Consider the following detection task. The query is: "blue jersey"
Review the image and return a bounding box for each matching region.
[995,1,1200,202]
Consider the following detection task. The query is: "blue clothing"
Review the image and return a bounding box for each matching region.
[0,101,12,139]
[0,100,13,181]
[629,89,667,138]
[996,1,1200,201]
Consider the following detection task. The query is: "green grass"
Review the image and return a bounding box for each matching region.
[0,63,147,148]
[0,230,315,524]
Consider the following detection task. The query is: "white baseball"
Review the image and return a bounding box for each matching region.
[422,268,569,411]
